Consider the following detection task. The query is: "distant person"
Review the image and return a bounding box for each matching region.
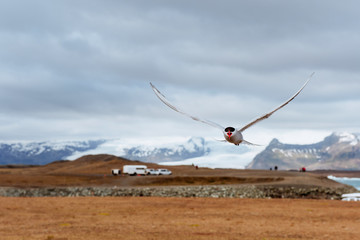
[274,166,278,171]
[269,168,272,171]
[195,165,198,170]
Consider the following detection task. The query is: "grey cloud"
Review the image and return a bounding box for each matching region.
[0,0,359,141]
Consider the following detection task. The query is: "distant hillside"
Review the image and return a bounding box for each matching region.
[247,132,360,170]
[42,154,159,175]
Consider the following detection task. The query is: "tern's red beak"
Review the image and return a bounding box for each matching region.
[227,131,232,138]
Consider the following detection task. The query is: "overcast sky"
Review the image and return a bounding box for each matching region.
[1,0,359,145]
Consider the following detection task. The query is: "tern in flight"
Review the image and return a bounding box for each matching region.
[150,73,314,146]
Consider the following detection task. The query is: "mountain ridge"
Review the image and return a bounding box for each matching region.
[2,132,360,170]
[247,132,360,170]
[0,140,106,165]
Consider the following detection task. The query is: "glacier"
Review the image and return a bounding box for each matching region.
[159,139,262,169]
[66,137,264,169]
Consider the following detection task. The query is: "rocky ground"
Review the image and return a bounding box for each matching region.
[0,184,355,199]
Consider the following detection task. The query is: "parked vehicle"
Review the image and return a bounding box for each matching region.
[157,169,172,175]
[123,165,147,176]
[111,169,121,176]
[146,168,159,175]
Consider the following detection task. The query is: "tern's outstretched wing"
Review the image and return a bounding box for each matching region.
[150,83,224,131]
[238,72,314,133]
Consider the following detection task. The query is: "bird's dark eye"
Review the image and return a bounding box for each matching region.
[225,127,235,132]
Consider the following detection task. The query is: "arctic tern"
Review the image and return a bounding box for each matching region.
[150,73,314,146]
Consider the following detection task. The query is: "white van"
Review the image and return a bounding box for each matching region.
[123,165,147,176]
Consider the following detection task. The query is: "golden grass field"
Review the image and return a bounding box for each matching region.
[1,197,360,240]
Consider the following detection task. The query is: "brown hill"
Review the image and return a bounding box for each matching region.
[0,154,358,188]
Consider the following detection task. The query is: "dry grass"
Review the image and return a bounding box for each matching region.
[1,197,359,240]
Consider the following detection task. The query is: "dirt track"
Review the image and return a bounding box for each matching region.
[1,197,359,240]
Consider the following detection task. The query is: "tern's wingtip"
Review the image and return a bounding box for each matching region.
[150,82,157,89]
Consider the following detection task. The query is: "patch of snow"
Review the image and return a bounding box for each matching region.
[337,132,359,146]
[66,139,126,160]
[272,147,319,159]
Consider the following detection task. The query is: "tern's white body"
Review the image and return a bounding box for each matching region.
[225,130,244,145]
[150,73,314,146]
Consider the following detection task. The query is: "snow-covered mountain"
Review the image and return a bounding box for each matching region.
[0,140,106,165]
[122,137,210,163]
[247,132,360,170]
[3,132,360,170]
[0,137,259,168]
